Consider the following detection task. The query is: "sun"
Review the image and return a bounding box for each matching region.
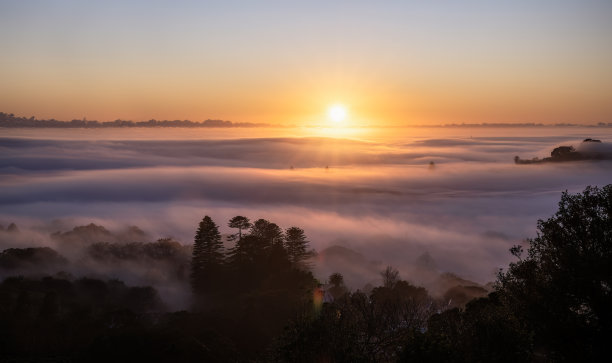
[328,104,347,124]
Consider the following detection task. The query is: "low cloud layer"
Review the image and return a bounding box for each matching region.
[1,128,611,286]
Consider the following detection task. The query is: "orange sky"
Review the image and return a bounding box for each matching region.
[1,1,611,126]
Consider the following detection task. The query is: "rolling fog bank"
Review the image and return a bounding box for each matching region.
[1,126,611,305]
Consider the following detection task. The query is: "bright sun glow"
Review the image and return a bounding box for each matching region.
[328,104,347,123]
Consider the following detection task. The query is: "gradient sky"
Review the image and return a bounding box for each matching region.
[1,0,611,125]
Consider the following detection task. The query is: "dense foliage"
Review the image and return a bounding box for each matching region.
[275,185,612,362]
[0,185,610,361]
[497,184,612,360]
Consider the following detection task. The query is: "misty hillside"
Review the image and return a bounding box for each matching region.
[3,0,612,360]
[313,244,489,306]
[0,185,610,361]
[2,221,489,310]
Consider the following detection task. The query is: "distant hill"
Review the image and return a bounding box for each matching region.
[50,223,150,246]
[515,138,612,164]
[311,245,382,289]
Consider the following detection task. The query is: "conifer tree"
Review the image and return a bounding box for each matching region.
[285,226,314,266]
[250,219,284,247]
[191,216,224,294]
[228,216,251,240]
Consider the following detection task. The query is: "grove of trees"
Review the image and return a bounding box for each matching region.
[188,216,319,357]
[0,185,609,361]
[274,185,611,362]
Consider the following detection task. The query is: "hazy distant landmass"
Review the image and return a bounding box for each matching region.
[0,112,267,128]
[515,138,612,164]
[432,122,612,128]
[3,112,612,128]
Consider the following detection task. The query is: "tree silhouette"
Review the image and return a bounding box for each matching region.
[227,219,288,288]
[402,292,530,362]
[329,272,344,286]
[249,219,283,247]
[191,216,224,295]
[275,274,435,362]
[227,234,265,267]
[498,184,612,361]
[228,216,251,240]
[328,272,348,299]
[284,226,314,267]
[381,265,400,288]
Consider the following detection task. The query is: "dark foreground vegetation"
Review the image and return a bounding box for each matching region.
[0,185,610,362]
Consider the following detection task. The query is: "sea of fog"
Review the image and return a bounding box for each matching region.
[1,126,611,288]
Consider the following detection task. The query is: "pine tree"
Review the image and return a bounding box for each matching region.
[228,216,252,240]
[227,219,287,280]
[250,219,284,247]
[285,226,314,267]
[191,216,224,295]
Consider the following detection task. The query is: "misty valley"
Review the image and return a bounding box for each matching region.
[3,1,612,361]
[1,183,611,362]
[1,126,611,361]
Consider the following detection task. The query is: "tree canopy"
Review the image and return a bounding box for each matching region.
[284,226,315,267]
[498,184,612,360]
[276,185,612,362]
[1,185,610,362]
[228,215,252,240]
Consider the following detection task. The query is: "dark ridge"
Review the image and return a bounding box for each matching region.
[0,112,267,128]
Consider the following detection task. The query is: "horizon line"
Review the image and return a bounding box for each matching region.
[1,111,611,129]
